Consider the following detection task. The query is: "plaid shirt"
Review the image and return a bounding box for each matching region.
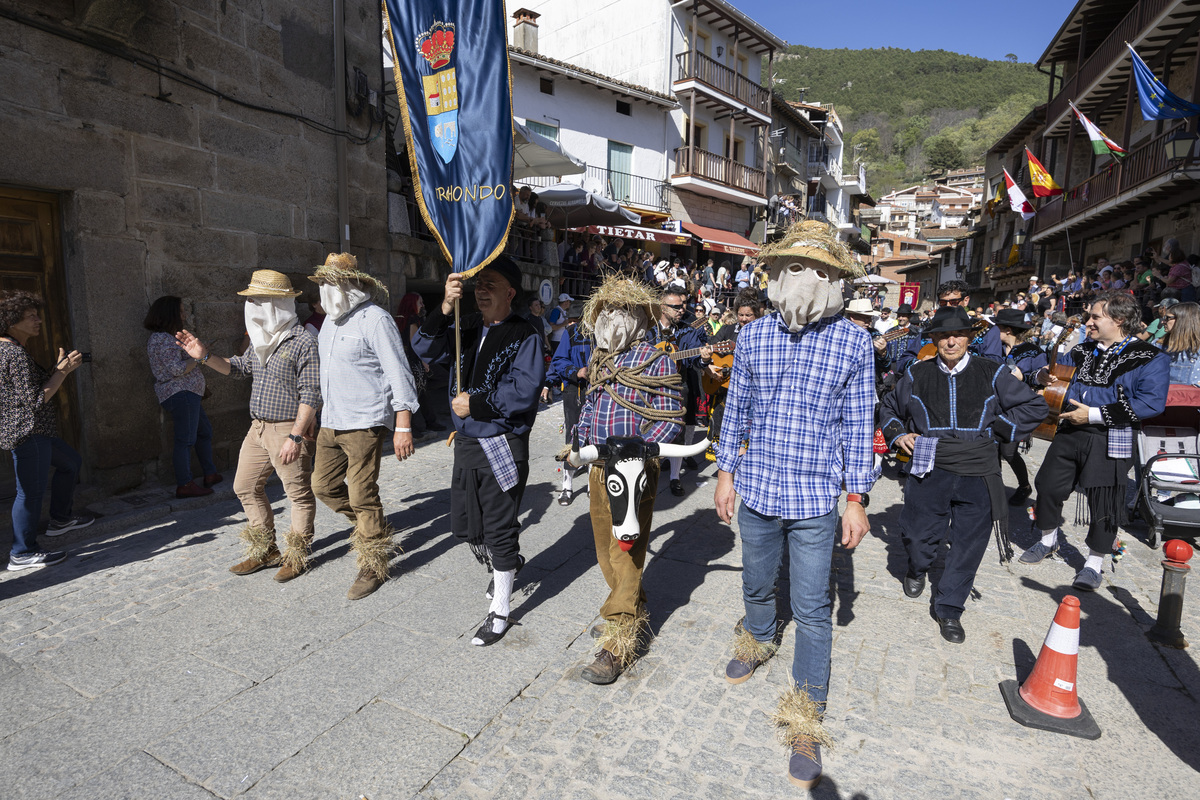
[228,325,321,421]
[717,313,879,519]
[576,343,682,446]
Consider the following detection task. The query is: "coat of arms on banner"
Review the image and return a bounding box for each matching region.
[417,21,458,164]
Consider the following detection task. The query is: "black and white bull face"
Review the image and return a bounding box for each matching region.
[573,436,710,551]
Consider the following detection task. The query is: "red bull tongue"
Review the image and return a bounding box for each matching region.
[618,540,635,552]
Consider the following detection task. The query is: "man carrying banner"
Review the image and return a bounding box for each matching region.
[414,257,544,646]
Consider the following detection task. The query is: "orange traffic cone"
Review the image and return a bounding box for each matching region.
[1000,595,1101,739]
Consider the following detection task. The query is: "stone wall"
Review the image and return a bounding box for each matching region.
[0,0,428,490]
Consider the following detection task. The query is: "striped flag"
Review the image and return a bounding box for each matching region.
[1069,101,1127,158]
[1025,147,1063,197]
[1003,168,1036,221]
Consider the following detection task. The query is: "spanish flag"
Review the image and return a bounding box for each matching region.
[1025,147,1063,197]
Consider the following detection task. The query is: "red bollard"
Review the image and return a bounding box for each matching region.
[1148,540,1193,649]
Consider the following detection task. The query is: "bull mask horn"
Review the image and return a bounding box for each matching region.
[657,438,711,459]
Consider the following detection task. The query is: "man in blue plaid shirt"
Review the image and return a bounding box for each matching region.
[714,221,878,790]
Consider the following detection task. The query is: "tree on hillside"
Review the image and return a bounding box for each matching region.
[925,136,965,171]
[1005,53,1018,63]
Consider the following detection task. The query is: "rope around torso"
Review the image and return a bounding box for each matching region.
[586,346,684,430]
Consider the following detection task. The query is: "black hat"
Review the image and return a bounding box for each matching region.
[479,256,523,295]
[896,304,913,316]
[924,306,974,335]
[995,307,1034,330]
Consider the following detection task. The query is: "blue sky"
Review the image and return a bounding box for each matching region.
[735,0,1079,63]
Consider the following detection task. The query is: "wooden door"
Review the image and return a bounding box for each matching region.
[0,188,77,500]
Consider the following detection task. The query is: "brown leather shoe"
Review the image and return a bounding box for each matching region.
[273,561,307,583]
[229,545,281,575]
[347,567,386,600]
[581,649,622,685]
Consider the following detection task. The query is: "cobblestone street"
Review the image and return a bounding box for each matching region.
[1,401,1197,799]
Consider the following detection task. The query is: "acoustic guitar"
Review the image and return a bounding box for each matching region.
[701,351,735,395]
[653,338,736,363]
[1031,323,1080,442]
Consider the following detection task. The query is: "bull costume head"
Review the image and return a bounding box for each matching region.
[569,437,709,549]
[759,220,865,331]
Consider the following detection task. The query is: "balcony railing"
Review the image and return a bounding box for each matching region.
[777,140,807,176]
[674,146,766,197]
[1046,0,1174,124]
[675,50,769,116]
[520,164,670,212]
[1034,124,1178,230]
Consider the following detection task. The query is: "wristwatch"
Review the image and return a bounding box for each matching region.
[287,433,304,444]
[846,492,870,508]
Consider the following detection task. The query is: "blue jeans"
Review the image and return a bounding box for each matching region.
[10,435,81,556]
[160,391,216,486]
[739,504,838,706]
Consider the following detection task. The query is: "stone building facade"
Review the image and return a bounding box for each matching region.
[0,0,540,495]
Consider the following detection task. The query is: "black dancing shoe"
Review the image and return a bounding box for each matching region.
[471,612,512,646]
[903,573,926,598]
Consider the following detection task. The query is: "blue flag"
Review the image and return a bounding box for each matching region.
[384,0,514,277]
[1128,43,1200,121]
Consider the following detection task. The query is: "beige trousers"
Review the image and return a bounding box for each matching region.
[232,420,316,537]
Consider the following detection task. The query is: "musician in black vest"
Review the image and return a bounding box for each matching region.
[881,306,1047,643]
[1022,291,1170,590]
[414,257,545,646]
[644,285,710,496]
[995,308,1049,504]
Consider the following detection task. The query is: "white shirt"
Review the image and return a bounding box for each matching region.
[936,352,971,376]
[873,317,897,335]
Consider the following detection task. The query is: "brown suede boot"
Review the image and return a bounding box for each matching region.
[273,561,307,583]
[347,567,386,600]
[229,544,281,575]
[581,649,623,685]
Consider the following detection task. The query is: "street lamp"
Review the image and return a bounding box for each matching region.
[1165,129,1198,163]
[1014,230,1027,246]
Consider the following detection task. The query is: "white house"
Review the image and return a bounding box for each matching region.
[506,1,786,251]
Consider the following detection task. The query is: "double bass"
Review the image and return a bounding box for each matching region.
[1031,323,1080,441]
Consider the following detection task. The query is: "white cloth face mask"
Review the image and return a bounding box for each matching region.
[767,260,844,332]
[319,283,370,322]
[593,307,648,352]
[244,297,298,365]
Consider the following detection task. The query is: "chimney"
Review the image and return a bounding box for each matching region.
[512,8,540,53]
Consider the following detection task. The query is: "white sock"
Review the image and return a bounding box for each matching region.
[1084,550,1105,573]
[489,569,514,632]
[1040,529,1059,548]
[683,424,696,446]
[562,470,573,493]
[669,457,682,480]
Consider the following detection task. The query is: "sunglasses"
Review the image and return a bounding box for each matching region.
[938,297,965,307]
[1165,315,1177,321]
[663,303,684,310]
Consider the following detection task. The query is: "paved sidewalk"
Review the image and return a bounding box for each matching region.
[1,402,1197,799]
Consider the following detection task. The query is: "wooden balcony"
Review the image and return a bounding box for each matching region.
[1045,0,1175,128]
[1032,125,1179,236]
[674,51,770,119]
[673,146,766,200]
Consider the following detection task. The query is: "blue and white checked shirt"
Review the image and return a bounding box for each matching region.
[717,313,879,519]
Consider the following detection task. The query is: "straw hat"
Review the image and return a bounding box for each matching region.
[580,274,660,334]
[843,298,879,318]
[237,269,301,298]
[308,252,388,305]
[758,219,865,278]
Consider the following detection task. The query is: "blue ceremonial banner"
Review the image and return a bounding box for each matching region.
[384,0,514,277]
[1128,43,1200,121]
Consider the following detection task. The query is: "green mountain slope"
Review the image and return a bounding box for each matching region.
[772,46,1048,193]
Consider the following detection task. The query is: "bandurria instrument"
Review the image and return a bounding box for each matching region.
[1032,322,1080,442]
